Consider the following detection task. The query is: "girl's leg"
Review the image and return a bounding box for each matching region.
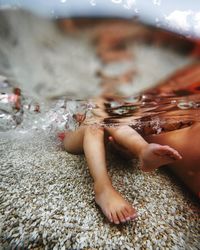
[106,125,182,172]
[83,126,137,224]
[63,126,85,154]
[64,126,137,224]
[145,123,200,197]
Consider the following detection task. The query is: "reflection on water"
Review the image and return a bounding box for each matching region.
[1,76,200,135]
[93,91,200,136]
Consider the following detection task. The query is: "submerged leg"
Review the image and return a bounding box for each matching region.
[145,123,200,196]
[106,125,182,172]
[83,126,137,224]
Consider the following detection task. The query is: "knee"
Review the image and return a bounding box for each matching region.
[85,125,104,137]
[63,132,81,155]
[63,132,73,153]
[63,141,72,154]
[110,125,129,139]
[83,126,105,147]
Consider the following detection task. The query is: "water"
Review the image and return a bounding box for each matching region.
[0,85,94,133]
[1,76,200,135]
[95,92,200,135]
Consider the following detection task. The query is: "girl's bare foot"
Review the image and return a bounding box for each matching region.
[140,143,182,172]
[94,183,137,224]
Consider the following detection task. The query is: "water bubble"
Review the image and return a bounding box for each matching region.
[0,87,44,131]
[177,101,194,110]
[123,0,136,10]
[111,0,122,3]
[194,102,200,108]
[0,75,10,88]
[141,94,154,102]
[125,95,140,103]
[113,108,128,115]
[110,101,123,108]
[171,100,177,104]
[153,0,161,6]
[87,101,96,110]
[155,17,161,28]
[134,8,139,14]
[90,0,96,6]
[0,112,17,131]
[150,117,162,134]
[51,9,57,18]
[0,81,9,88]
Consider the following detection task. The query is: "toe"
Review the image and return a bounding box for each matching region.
[125,206,137,220]
[130,213,137,220]
[117,210,127,223]
[106,211,113,223]
[163,146,182,160]
[156,145,181,159]
[111,211,120,224]
[154,145,170,155]
[171,150,182,160]
[121,208,130,221]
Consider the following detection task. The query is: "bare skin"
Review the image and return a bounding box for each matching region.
[63,126,137,224]
[108,123,200,197]
[145,123,200,197]
[106,126,182,172]
[63,124,182,224]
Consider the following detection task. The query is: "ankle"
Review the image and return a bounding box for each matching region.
[94,180,112,194]
[138,143,149,157]
[127,137,149,156]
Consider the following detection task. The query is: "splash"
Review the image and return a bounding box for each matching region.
[0,81,94,133]
[1,87,200,136]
